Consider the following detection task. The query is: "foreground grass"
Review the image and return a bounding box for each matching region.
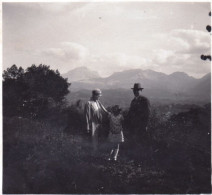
[3,116,211,194]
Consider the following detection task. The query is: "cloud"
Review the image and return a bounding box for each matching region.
[3,2,210,79]
[38,3,69,13]
[71,2,158,21]
[36,36,210,78]
[34,42,89,73]
[60,42,89,60]
[155,29,210,54]
[12,2,89,14]
[37,44,152,76]
[150,29,211,76]
[171,29,210,54]
[151,49,210,77]
[152,49,191,66]
[87,53,151,77]
[41,42,89,61]
[152,49,175,64]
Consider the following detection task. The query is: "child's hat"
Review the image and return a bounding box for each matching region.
[112,105,122,113]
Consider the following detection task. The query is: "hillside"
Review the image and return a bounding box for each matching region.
[4,103,211,193]
[188,73,211,99]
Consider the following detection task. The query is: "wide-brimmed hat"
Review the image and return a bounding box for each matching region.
[131,83,144,90]
[92,88,102,96]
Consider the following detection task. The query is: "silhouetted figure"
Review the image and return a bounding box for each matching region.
[128,83,151,144]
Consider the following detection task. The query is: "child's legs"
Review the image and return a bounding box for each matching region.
[109,143,118,156]
[109,143,115,156]
[112,143,120,160]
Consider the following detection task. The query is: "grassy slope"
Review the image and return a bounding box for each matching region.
[3,113,211,194]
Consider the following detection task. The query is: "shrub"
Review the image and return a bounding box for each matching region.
[3,64,70,118]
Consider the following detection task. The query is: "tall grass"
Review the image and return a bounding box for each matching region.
[3,102,211,193]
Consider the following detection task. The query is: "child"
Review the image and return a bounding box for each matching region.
[107,105,124,161]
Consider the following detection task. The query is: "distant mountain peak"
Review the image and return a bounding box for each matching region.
[169,72,196,80]
[67,68,210,102]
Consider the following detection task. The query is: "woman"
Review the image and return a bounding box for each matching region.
[84,88,109,155]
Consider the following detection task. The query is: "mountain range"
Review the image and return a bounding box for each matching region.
[63,67,211,104]
[62,66,100,82]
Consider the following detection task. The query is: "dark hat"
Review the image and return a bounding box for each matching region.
[92,88,102,96]
[131,83,144,90]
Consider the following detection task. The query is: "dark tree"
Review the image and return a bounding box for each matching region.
[24,64,70,102]
[3,64,71,118]
[3,65,27,116]
[3,64,24,80]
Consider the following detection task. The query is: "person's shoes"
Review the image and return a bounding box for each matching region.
[107,158,117,162]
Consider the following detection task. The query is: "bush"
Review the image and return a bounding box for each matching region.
[3,64,70,118]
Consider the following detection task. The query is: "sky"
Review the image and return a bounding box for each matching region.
[3,2,211,78]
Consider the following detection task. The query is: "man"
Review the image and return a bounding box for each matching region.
[84,88,109,155]
[128,83,151,144]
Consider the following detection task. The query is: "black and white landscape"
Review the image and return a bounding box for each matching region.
[3,2,211,194]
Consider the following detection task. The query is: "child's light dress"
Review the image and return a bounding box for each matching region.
[108,114,124,143]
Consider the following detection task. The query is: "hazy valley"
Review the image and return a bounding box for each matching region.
[63,67,211,107]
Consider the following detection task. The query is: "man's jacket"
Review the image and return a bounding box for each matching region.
[128,95,150,128]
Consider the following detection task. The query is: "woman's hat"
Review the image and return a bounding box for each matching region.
[131,83,144,90]
[92,88,102,96]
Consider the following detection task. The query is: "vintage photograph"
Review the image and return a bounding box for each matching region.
[2,1,211,194]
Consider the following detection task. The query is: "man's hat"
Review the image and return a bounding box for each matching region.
[92,88,102,96]
[131,83,144,90]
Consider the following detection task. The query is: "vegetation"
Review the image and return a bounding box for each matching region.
[3,65,211,193]
[3,64,70,118]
